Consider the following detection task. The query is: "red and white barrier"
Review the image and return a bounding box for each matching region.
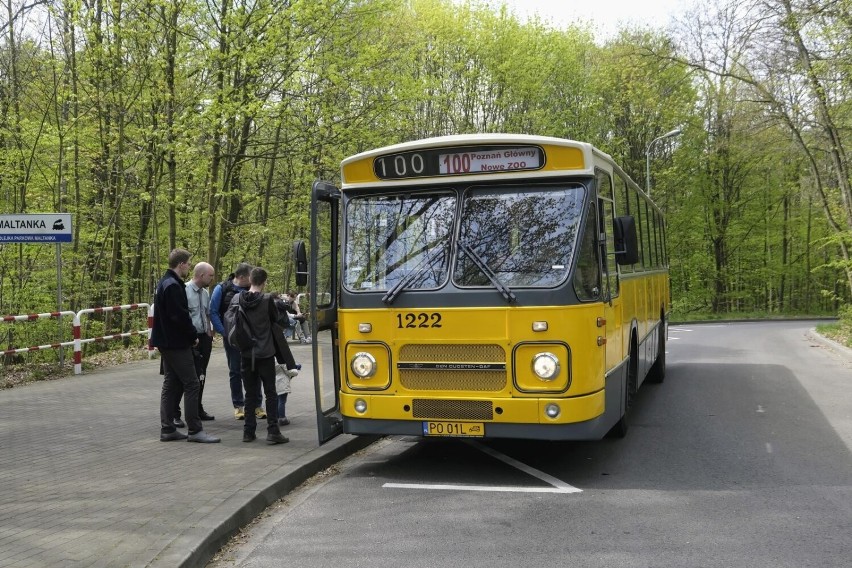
[73,304,152,374]
[1,311,77,357]
[2,304,152,375]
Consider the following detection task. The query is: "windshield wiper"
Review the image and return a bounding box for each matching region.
[382,246,447,305]
[458,242,516,303]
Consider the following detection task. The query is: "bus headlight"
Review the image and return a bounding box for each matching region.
[350,352,377,379]
[532,352,560,381]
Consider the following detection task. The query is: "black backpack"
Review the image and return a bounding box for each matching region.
[225,302,257,354]
[217,276,238,320]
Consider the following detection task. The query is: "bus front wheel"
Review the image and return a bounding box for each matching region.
[607,338,637,438]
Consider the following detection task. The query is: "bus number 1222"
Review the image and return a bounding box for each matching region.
[396,312,442,328]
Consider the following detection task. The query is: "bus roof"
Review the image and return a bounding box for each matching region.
[340,134,617,189]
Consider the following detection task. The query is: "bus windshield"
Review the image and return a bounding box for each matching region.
[455,185,585,288]
[345,192,456,292]
[344,184,585,294]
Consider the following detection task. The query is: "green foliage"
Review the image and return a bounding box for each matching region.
[0,0,849,375]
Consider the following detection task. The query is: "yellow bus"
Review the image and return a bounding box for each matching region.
[295,134,669,443]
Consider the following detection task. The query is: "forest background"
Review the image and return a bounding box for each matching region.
[1,0,851,374]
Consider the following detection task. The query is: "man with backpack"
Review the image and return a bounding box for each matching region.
[210,263,263,420]
[225,267,294,444]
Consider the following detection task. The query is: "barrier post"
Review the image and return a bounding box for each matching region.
[74,303,151,375]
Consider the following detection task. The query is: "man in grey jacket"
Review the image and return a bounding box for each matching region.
[226,267,290,444]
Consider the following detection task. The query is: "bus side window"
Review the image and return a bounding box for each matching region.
[633,190,645,269]
[574,202,601,301]
[618,176,632,273]
[645,201,656,268]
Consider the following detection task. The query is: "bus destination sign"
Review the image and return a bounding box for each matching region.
[373,145,543,180]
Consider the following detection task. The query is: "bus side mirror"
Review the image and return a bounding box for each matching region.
[293,240,308,286]
[613,216,639,266]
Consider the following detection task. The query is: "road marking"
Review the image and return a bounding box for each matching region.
[466,440,581,492]
[757,405,765,413]
[383,483,579,493]
[382,439,582,494]
[766,443,773,454]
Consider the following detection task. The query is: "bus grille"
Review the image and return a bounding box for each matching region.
[412,399,494,420]
[398,344,506,392]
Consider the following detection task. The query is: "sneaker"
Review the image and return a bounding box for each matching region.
[284,368,299,378]
[160,430,188,442]
[243,431,256,443]
[234,406,245,420]
[266,432,289,444]
[255,407,267,419]
[187,431,220,443]
[278,417,290,426]
[173,417,186,428]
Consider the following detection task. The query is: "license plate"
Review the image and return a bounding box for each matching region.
[423,421,484,437]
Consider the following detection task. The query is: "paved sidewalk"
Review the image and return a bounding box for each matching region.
[0,342,375,568]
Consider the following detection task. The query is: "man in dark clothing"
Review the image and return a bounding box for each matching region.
[226,267,295,444]
[152,248,220,443]
[210,263,263,420]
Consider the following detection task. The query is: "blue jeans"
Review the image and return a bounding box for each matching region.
[224,340,261,408]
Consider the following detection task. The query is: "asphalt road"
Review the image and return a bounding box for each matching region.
[209,321,852,568]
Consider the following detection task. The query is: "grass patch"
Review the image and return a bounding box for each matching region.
[1,347,152,389]
[816,322,852,348]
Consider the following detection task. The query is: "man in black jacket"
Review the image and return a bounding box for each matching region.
[152,249,220,443]
[226,267,291,444]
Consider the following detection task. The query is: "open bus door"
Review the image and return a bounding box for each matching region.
[295,181,343,444]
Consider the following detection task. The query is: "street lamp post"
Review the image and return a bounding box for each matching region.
[645,128,682,195]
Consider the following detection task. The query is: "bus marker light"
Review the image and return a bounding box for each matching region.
[596,317,606,327]
[532,321,548,332]
[354,399,368,413]
[532,352,560,380]
[358,323,373,333]
[597,336,606,346]
[351,352,377,378]
[545,404,560,418]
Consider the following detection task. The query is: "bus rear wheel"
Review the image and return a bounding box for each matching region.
[647,316,666,384]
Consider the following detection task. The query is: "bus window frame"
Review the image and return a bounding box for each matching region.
[595,169,619,299]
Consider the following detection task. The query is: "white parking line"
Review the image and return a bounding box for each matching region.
[382,483,578,493]
[382,439,582,494]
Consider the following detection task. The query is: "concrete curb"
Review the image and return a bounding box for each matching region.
[151,433,379,568]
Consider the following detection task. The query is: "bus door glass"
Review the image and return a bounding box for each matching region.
[310,181,343,444]
[596,171,623,372]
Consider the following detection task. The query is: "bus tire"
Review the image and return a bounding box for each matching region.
[647,314,666,384]
[607,336,638,438]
